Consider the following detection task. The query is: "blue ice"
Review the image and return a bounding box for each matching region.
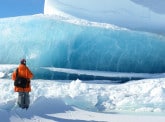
[0,15,165,80]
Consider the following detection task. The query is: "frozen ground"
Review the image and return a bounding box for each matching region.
[1,78,165,122]
[1,65,165,122]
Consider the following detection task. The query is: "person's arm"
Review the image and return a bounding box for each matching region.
[27,67,33,79]
[12,70,16,81]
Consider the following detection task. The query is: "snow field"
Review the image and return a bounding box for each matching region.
[1,78,165,113]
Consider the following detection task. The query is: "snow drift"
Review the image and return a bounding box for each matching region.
[1,78,165,114]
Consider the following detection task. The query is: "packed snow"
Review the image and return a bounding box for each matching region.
[1,65,165,121]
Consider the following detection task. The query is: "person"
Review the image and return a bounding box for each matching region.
[12,59,33,109]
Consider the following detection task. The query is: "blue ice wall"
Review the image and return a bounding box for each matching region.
[0,15,165,73]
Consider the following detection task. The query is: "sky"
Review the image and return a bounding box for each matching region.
[0,0,45,18]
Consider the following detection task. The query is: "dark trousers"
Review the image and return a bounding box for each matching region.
[18,92,30,109]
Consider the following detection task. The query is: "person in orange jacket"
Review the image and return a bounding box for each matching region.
[12,59,33,109]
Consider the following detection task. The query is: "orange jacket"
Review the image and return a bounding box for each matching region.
[12,64,33,92]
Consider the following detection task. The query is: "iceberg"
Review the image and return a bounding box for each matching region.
[44,0,165,35]
[0,15,165,80]
[1,1,165,121]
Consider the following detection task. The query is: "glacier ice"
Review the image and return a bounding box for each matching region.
[0,15,165,80]
[44,0,165,35]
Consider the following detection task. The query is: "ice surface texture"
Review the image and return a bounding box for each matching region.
[0,15,165,74]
